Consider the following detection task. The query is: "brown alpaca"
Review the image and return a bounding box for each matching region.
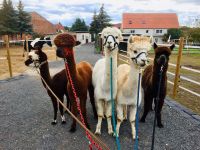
[54,33,97,132]
[24,42,70,125]
[140,43,175,128]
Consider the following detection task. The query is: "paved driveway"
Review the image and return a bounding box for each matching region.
[0,43,200,150]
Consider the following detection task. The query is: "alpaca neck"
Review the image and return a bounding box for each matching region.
[104,49,118,84]
[65,50,78,82]
[127,60,140,87]
[152,61,168,86]
[39,61,52,86]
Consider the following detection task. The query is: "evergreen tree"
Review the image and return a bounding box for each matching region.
[0,0,19,34]
[17,0,32,38]
[97,4,111,31]
[89,10,100,41]
[70,18,88,31]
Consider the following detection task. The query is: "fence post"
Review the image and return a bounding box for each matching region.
[173,37,184,98]
[25,36,29,59]
[5,35,13,77]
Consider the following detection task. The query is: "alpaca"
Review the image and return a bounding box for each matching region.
[24,38,70,125]
[54,33,97,132]
[140,43,175,128]
[92,27,123,135]
[116,35,151,139]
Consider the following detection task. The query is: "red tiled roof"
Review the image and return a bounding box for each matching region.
[112,23,121,29]
[55,22,65,31]
[30,12,57,35]
[122,13,179,29]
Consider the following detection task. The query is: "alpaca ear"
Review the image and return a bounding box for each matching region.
[170,44,175,51]
[128,35,133,44]
[153,42,158,49]
[76,41,81,46]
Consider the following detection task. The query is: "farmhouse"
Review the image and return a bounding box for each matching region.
[121,13,179,43]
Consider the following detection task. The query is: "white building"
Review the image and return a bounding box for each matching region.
[75,31,91,44]
[121,13,179,43]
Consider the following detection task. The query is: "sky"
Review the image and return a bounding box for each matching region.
[1,0,200,27]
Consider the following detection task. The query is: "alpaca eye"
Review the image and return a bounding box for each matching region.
[134,50,137,54]
[115,36,118,39]
[104,36,107,39]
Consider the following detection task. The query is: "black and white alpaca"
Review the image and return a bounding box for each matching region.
[25,37,70,125]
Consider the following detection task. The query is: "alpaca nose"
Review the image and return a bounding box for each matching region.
[107,41,112,45]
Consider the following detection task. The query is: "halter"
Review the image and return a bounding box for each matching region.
[103,35,119,51]
[34,60,47,68]
[131,51,147,64]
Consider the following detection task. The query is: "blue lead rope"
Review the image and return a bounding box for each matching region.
[110,57,121,150]
[134,70,142,150]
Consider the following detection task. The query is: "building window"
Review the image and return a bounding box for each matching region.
[146,30,149,33]
[131,30,135,33]
[156,30,162,34]
[82,35,84,40]
[129,20,132,24]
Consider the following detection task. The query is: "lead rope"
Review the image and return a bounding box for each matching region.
[64,58,103,150]
[151,65,164,150]
[134,68,142,150]
[110,57,121,150]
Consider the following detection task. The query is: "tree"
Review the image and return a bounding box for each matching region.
[89,10,100,41]
[97,4,111,31]
[70,18,88,31]
[17,0,32,39]
[163,28,182,42]
[0,0,19,34]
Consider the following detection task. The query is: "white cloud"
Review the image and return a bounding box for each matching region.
[0,0,200,26]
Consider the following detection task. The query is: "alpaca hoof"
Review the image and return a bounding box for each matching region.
[157,123,164,128]
[108,130,113,135]
[87,125,91,130]
[69,127,76,133]
[51,120,57,125]
[133,136,139,141]
[113,132,119,137]
[61,120,66,124]
[95,129,101,135]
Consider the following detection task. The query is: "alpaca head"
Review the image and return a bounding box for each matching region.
[153,42,175,67]
[101,27,123,52]
[127,35,151,67]
[31,36,52,51]
[54,33,81,58]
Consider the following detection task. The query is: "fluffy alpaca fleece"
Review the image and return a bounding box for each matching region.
[92,27,123,135]
[140,43,175,128]
[116,35,151,139]
[54,33,97,132]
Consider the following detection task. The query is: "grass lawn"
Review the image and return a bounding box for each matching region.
[0,45,58,80]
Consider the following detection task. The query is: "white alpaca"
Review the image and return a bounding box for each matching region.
[92,27,123,135]
[116,35,151,139]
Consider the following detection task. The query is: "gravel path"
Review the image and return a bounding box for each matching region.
[0,43,200,150]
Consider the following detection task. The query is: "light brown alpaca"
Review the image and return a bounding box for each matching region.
[54,33,97,132]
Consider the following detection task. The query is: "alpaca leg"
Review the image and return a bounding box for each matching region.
[95,100,104,135]
[88,84,98,119]
[70,101,77,133]
[80,96,90,130]
[130,105,136,140]
[65,92,71,111]
[116,104,124,137]
[140,94,153,123]
[51,98,58,125]
[59,96,66,124]
[123,105,127,120]
[105,101,113,135]
[155,98,164,128]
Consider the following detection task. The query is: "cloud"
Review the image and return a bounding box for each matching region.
[0,0,200,26]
